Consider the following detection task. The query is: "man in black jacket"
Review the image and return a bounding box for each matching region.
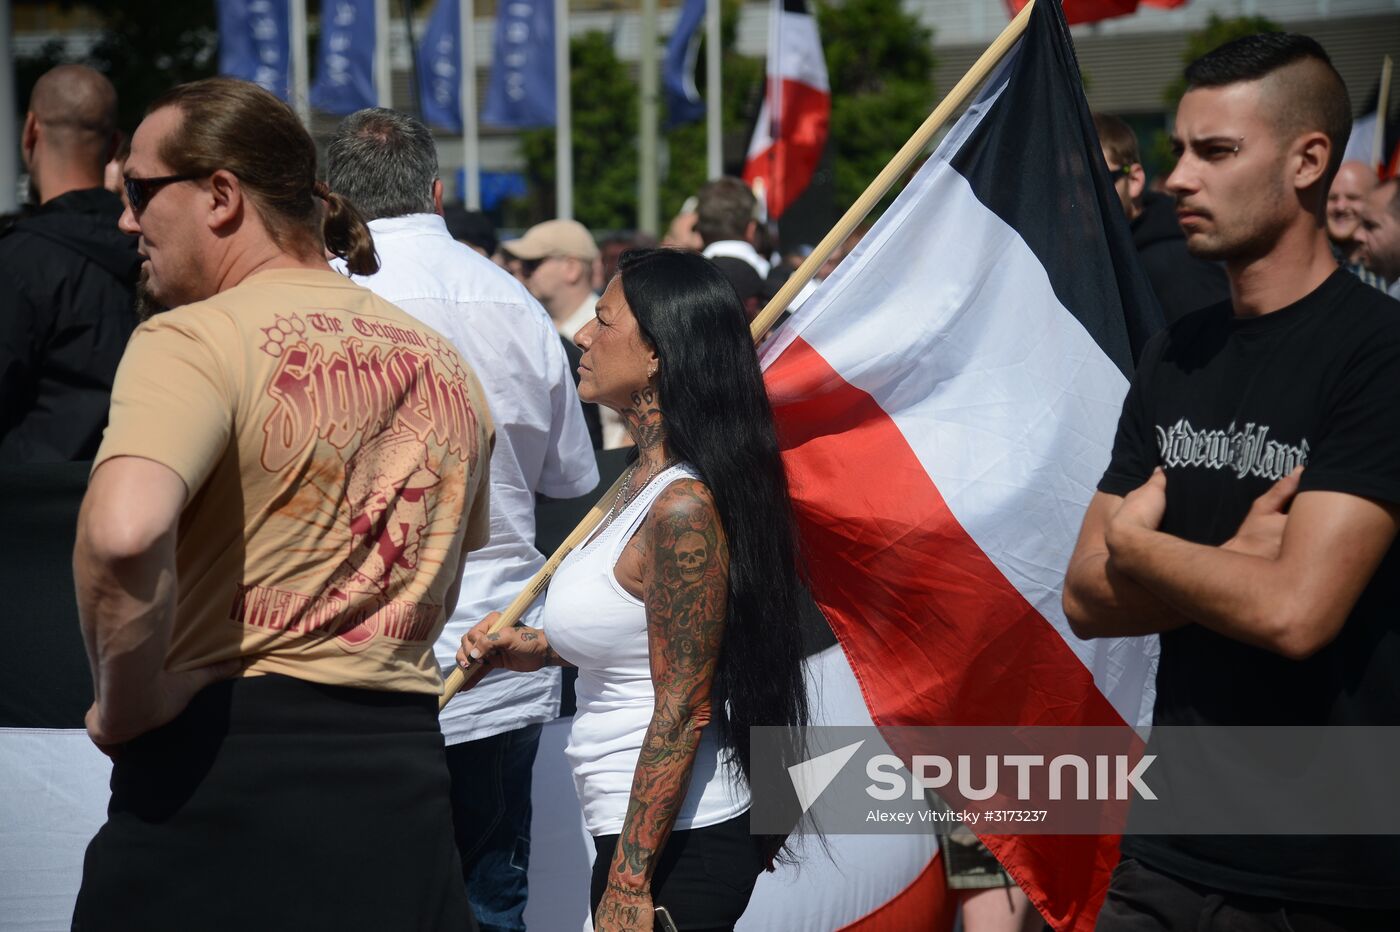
[1095,112,1230,325]
[0,65,139,463]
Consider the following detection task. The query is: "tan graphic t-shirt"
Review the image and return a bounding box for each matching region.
[95,268,493,694]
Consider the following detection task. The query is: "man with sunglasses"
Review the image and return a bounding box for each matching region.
[1094,112,1228,325]
[503,219,632,449]
[503,218,602,342]
[0,65,138,462]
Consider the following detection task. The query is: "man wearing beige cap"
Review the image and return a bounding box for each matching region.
[503,218,601,341]
[504,219,629,448]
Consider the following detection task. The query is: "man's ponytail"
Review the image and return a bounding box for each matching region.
[319,185,379,276]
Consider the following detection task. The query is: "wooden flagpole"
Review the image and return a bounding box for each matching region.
[748,0,1034,339]
[439,0,1038,710]
[1373,55,1393,172]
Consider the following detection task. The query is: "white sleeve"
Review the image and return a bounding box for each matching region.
[538,323,600,498]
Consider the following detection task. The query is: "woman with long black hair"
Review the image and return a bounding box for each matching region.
[458,247,809,932]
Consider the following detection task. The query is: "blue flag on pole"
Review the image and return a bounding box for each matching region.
[310,0,378,115]
[663,0,706,127]
[217,0,292,100]
[482,0,555,128]
[419,0,463,132]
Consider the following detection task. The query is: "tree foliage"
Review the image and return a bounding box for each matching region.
[816,0,935,213]
[15,2,218,135]
[517,32,641,231]
[1162,14,1280,109]
[516,0,765,231]
[660,62,764,216]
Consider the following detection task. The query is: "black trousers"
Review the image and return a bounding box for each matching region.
[590,813,765,932]
[72,675,474,932]
[1096,857,1400,932]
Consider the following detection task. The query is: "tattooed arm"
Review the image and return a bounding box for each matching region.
[595,479,730,932]
[458,611,572,673]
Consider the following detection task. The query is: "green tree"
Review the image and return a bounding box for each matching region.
[1147,14,1278,174]
[517,32,640,231]
[659,0,764,221]
[516,0,768,232]
[1162,14,1279,109]
[816,0,935,213]
[15,2,219,135]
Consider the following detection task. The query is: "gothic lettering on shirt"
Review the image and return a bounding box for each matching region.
[258,315,480,474]
[1155,418,1309,482]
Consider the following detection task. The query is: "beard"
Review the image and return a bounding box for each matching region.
[1183,183,1291,265]
[134,271,170,321]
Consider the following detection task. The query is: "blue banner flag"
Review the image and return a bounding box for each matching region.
[482,0,555,128]
[217,0,291,100]
[310,0,378,115]
[663,0,706,127]
[419,0,463,132]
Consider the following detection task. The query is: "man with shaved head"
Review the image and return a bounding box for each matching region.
[1066,33,1400,929]
[1327,160,1385,288]
[0,64,138,461]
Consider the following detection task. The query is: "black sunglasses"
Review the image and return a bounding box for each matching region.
[124,173,205,211]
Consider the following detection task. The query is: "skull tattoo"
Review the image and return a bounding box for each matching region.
[675,530,709,583]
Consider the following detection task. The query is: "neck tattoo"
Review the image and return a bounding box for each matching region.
[623,386,665,452]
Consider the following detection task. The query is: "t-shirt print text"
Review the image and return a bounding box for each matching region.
[1155,418,1309,482]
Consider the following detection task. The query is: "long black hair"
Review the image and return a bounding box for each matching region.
[616,248,809,789]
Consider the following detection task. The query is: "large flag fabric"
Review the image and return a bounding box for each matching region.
[760,0,1163,929]
[743,0,830,221]
[663,0,707,127]
[1141,0,1189,7]
[483,0,556,128]
[1006,0,1138,24]
[217,0,292,100]
[419,0,465,132]
[310,0,379,115]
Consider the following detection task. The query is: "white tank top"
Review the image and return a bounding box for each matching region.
[542,463,750,836]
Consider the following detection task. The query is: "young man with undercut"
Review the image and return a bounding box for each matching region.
[1066,34,1400,930]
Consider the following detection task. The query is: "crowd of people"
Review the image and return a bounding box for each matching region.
[1,22,1399,932]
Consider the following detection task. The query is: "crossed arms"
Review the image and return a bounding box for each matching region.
[1064,467,1400,659]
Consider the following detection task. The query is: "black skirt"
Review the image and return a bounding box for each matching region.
[72,674,473,932]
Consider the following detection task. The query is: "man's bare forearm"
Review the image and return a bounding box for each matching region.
[1063,491,1188,639]
[1106,521,1306,656]
[75,518,179,739]
[1064,549,1189,638]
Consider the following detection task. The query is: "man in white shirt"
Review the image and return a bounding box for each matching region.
[327,108,599,932]
[696,176,771,278]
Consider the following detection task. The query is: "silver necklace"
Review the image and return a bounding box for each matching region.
[600,456,675,532]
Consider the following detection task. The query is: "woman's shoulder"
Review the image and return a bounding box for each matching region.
[637,466,715,529]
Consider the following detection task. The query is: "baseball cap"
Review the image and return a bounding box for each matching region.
[501,218,599,261]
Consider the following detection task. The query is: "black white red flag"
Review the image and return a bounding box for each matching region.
[743,0,830,221]
[760,0,1164,927]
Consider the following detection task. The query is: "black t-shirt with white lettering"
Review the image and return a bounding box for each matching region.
[1099,268,1400,907]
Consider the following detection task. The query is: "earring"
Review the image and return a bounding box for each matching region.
[648,364,658,379]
